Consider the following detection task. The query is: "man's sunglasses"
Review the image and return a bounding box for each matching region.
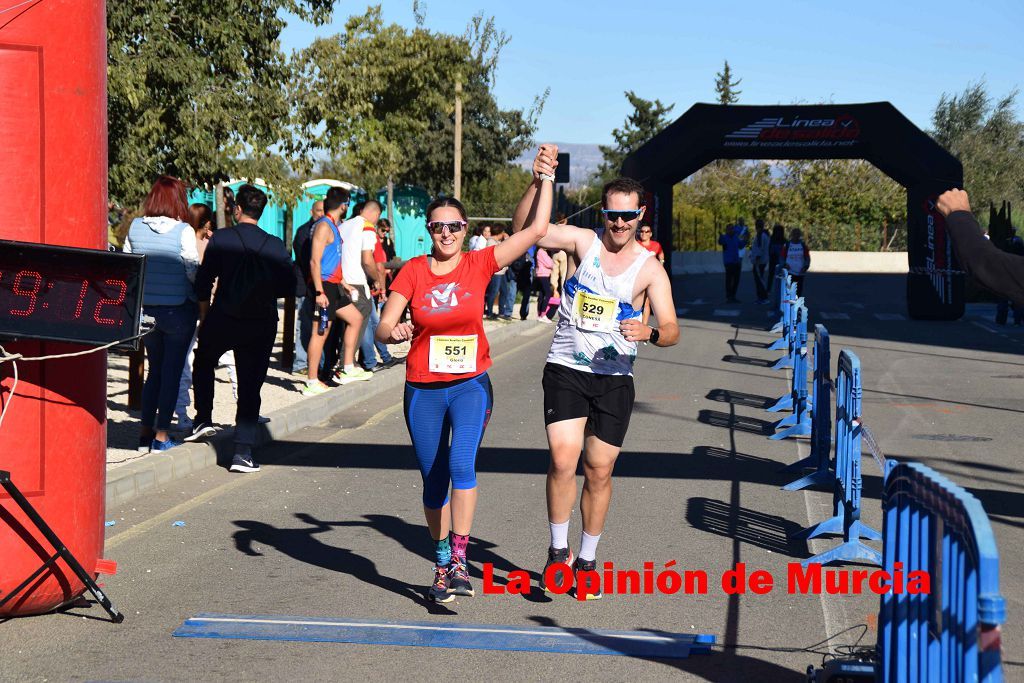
[427,220,467,235]
[601,209,643,223]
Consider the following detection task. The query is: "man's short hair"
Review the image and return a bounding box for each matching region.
[235,184,267,220]
[360,199,382,214]
[602,177,645,207]
[324,186,350,213]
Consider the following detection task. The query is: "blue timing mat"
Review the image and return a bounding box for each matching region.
[174,613,715,659]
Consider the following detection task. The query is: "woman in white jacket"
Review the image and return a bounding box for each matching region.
[123,176,199,453]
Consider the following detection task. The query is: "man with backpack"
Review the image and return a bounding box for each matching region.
[190,184,296,473]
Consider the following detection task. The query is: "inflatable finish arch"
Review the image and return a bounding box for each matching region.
[621,103,964,320]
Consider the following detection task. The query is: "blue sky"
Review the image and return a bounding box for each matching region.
[280,0,1023,145]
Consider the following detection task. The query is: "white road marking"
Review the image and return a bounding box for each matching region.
[819,312,850,320]
[712,309,740,317]
[873,313,905,321]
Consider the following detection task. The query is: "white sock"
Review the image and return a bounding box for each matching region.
[549,520,570,549]
[344,364,355,373]
[579,531,601,561]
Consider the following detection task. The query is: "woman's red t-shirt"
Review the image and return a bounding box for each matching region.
[390,246,500,383]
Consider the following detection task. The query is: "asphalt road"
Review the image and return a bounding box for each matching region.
[3,272,1023,681]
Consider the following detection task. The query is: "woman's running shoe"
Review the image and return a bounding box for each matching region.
[572,557,602,600]
[447,558,474,597]
[428,565,454,603]
[540,546,574,592]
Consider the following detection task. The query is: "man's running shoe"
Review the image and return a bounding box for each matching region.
[184,422,218,443]
[447,558,474,597]
[572,557,603,600]
[301,380,330,396]
[540,546,574,592]
[428,565,454,603]
[229,452,260,473]
[150,437,182,453]
[336,367,373,385]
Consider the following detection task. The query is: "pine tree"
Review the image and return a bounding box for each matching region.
[596,91,675,179]
[714,60,742,105]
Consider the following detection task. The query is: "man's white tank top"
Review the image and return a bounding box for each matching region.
[546,231,652,376]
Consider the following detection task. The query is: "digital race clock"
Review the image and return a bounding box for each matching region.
[0,240,145,348]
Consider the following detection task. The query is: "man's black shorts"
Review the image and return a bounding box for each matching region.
[321,281,352,313]
[542,362,635,447]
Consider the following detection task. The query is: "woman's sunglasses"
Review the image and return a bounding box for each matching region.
[427,220,467,235]
[601,209,643,223]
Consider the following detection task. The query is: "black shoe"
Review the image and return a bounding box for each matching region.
[447,558,474,596]
[428,565,454,603]
[229,452,260,473]
[541,546,574,592]
[183,422,217,443]
[379,357,398,370]
[498,314,513,321]
[572,557,603,600]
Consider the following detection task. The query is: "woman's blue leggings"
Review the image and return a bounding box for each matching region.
[403,373,493,509]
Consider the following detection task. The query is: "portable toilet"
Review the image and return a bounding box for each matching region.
[378,184,431,260]
[187,179,285,239]
[294,179,367,224]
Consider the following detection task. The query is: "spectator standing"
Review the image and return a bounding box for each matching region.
[305,187,368,393]
[378,217,397,262]
[768,223,786,294]
[291,200,325,374]
[189,185,295,472]
[637,225,665,264]
[718,223,744,303]
[174,203,214,432]
[362,214,398,371]
[749,218,771,304]
[534,247,555,322]
[468,225,490,251]
[338,201,386,375]
[734,217,750,261]
[124,176,199,453]
[484,226,506,318]
[781,227,812,296]
[995,227,1024,325]
[514,247,535,320]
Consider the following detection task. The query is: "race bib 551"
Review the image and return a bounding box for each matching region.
[429,335,478,374]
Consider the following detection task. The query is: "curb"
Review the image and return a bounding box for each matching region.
[105,319,551,509]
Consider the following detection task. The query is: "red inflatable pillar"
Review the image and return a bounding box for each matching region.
[0,0,113,616]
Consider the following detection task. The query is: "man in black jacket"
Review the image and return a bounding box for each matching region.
[189,184,296,473]
[937,189,1024,308]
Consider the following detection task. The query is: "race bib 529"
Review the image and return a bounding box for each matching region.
[572,291,618,332]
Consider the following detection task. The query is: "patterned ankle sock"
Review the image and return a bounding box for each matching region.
[450,533,469,562]
[434,537,452,567]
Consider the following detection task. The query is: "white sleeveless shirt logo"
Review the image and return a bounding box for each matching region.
[546,232,652,376]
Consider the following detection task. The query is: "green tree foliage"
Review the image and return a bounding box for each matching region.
[462,165,534,219]
[107,0,335,205]
[291,7,542,195]
[714,60,742,105]
[931,81,1024,221]
[596,91,674,180]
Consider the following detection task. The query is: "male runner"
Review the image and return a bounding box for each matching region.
[512,145,680,599]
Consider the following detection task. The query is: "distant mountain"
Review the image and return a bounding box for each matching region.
[515,142,603,188]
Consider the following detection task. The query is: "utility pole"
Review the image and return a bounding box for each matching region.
[387,178,395,229]
[454,78,463,200]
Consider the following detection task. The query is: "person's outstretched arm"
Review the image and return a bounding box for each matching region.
[496,153,555,268]
[937,189,1024,307]
[511,144,592,257]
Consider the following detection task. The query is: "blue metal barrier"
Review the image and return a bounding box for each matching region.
[769,269,794,334]
[770,297,804,371]
[781,325,833,488]
[792,349,882,566]
[770,306,811,439]
[877,461,1006,682]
